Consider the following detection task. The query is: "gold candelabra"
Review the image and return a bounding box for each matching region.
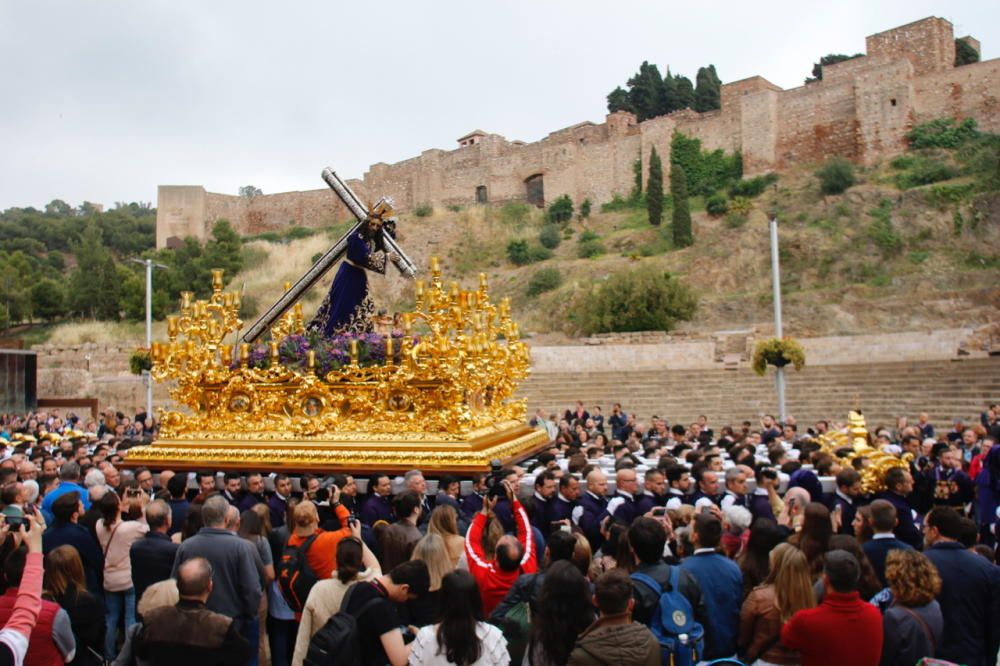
[815,410,912,494]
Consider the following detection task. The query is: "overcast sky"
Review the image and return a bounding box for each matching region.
[1,1,996,210]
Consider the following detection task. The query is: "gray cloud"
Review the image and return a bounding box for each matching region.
[0,0,995,209]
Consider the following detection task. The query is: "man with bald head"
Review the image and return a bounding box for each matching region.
[135,557,251,666]
[576,468,609,551]
[131,499,179,602]
[605,467,640,526]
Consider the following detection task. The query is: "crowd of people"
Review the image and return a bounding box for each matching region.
[0,402,999,666]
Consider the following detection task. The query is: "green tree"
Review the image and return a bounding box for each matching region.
[816,157,856,195]
[201,219,243,282]
[955,39,980,66]
[627,61,666,121]
[30,278,65,322]
[580,199,591,219]
[694,65,722,112]
[568,266,697,334]
[806,53,862,83]
[606,86,632,113]
[67,222,109,318]
[538,224,561,249]
[239,185,263,199]
[546,195,574,224]
[631,153,643,203]
[96,257,122,320]
[646,147,664,226]
[671,164,693,247]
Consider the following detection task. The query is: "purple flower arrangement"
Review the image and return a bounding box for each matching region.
[241,331,410,375]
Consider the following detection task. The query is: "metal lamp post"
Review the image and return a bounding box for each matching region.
[769,215,786,422]
[130,258,167,418]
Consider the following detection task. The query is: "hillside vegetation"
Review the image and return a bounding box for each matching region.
[8,121,1000,346]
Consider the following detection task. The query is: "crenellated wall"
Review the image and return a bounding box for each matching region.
[157,16,999,247]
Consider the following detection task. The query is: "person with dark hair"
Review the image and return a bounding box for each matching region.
[880,549,943,666]
[688,467,719,506]
[680,514,742,661]
[749,467,780,522]
[40,462,90,526]
[409,570,508,665]
[664,466,690,510]
[465,480,537,615]
[974,444,1000,546]
[133,557,251,666]
[378,490,423,572]
[340,559,430,666]
[460,474,488,520]
[567,568,659,666]
[875,468,922,549]
[634,470,667,516]
[165,474,190,537]
[291,526,380,666]
[828,468,861,535]
[737,518,783,597]
[94,489,148,659]
[237,473,266,513]
[788,502,832,577]
[0,515,77,666]
[219,472,242,507]
[42,491,105,599]
[549,475,580,527]
[781,550,883,665]
[527,470,557,535]
[267,474,293,529]
[524,561,595,666]
[434,474,462,514]
[860,499,913,587]
[923,506,1000,666]
[360,473,394,528]
[130,499,179,604]
[627,517,707,627]
[42,545,105,666]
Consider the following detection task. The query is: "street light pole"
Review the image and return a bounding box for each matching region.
[769,216,786,422]
[130,258,167,419]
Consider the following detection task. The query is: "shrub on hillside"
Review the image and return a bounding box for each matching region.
[577,238,605,259]
[526,267,562,297]
[285,226,317,241]
[567,266,697,334]
[506,239,552,266]
[601,193,641,212]
[414,202,433,217]
[580,199,592,219]
[816,157,856,195]
[867,199,902,256]
[958,134,1000,192]
[893,157,958,189]
[728,172,778,198]
[547,195,574,224]
[706,194,728,217]
[906,118,979,149]
[538,224,561,249]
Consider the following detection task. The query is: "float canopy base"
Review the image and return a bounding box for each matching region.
[121,420,549,475]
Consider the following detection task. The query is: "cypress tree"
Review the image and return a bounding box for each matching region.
[647,147,664,226]
[671,164,693,247]
[694,65,722,112]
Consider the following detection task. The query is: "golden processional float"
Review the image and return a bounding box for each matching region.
[815,410,912,493]
[124,169,548,474]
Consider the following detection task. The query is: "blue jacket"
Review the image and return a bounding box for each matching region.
[862,535,913,587]
[130,531,179,603]
[874,491,922,550]
[681,551,743,660]
[526,493,554,534]
[924,541,1000,666]
[634,491,666,516]
[43,521,104,597]
[549,494,577,525]
[748,490,776,523]
[604,491,638,526]
[460,492,485,519]
[577,491,607,551]
[359,494,393,527]
[166,498,189,536]
[40,481,90,525]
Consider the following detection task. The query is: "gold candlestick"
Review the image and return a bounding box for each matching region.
[306,350,316,371]
[349,339,359,364]
[385,337,394,365]
[211,269,224,291]
[239,343,249,365]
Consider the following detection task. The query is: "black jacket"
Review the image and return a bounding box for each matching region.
[51,587,105,666]
[924,541,1000,666]
[130,531,180,606]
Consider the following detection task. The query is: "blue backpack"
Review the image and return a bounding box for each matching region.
[631,567,706,666]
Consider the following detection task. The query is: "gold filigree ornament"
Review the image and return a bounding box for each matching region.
[815,410,912,494]
[124,260,548,473]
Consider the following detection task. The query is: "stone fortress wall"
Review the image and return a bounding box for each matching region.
[156,17,998,248]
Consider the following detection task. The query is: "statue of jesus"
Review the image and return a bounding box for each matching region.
[307,218,399,337]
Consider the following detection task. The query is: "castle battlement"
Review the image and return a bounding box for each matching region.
[157,17,997,248]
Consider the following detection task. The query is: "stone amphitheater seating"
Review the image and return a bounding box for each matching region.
[518,357,1000,429]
